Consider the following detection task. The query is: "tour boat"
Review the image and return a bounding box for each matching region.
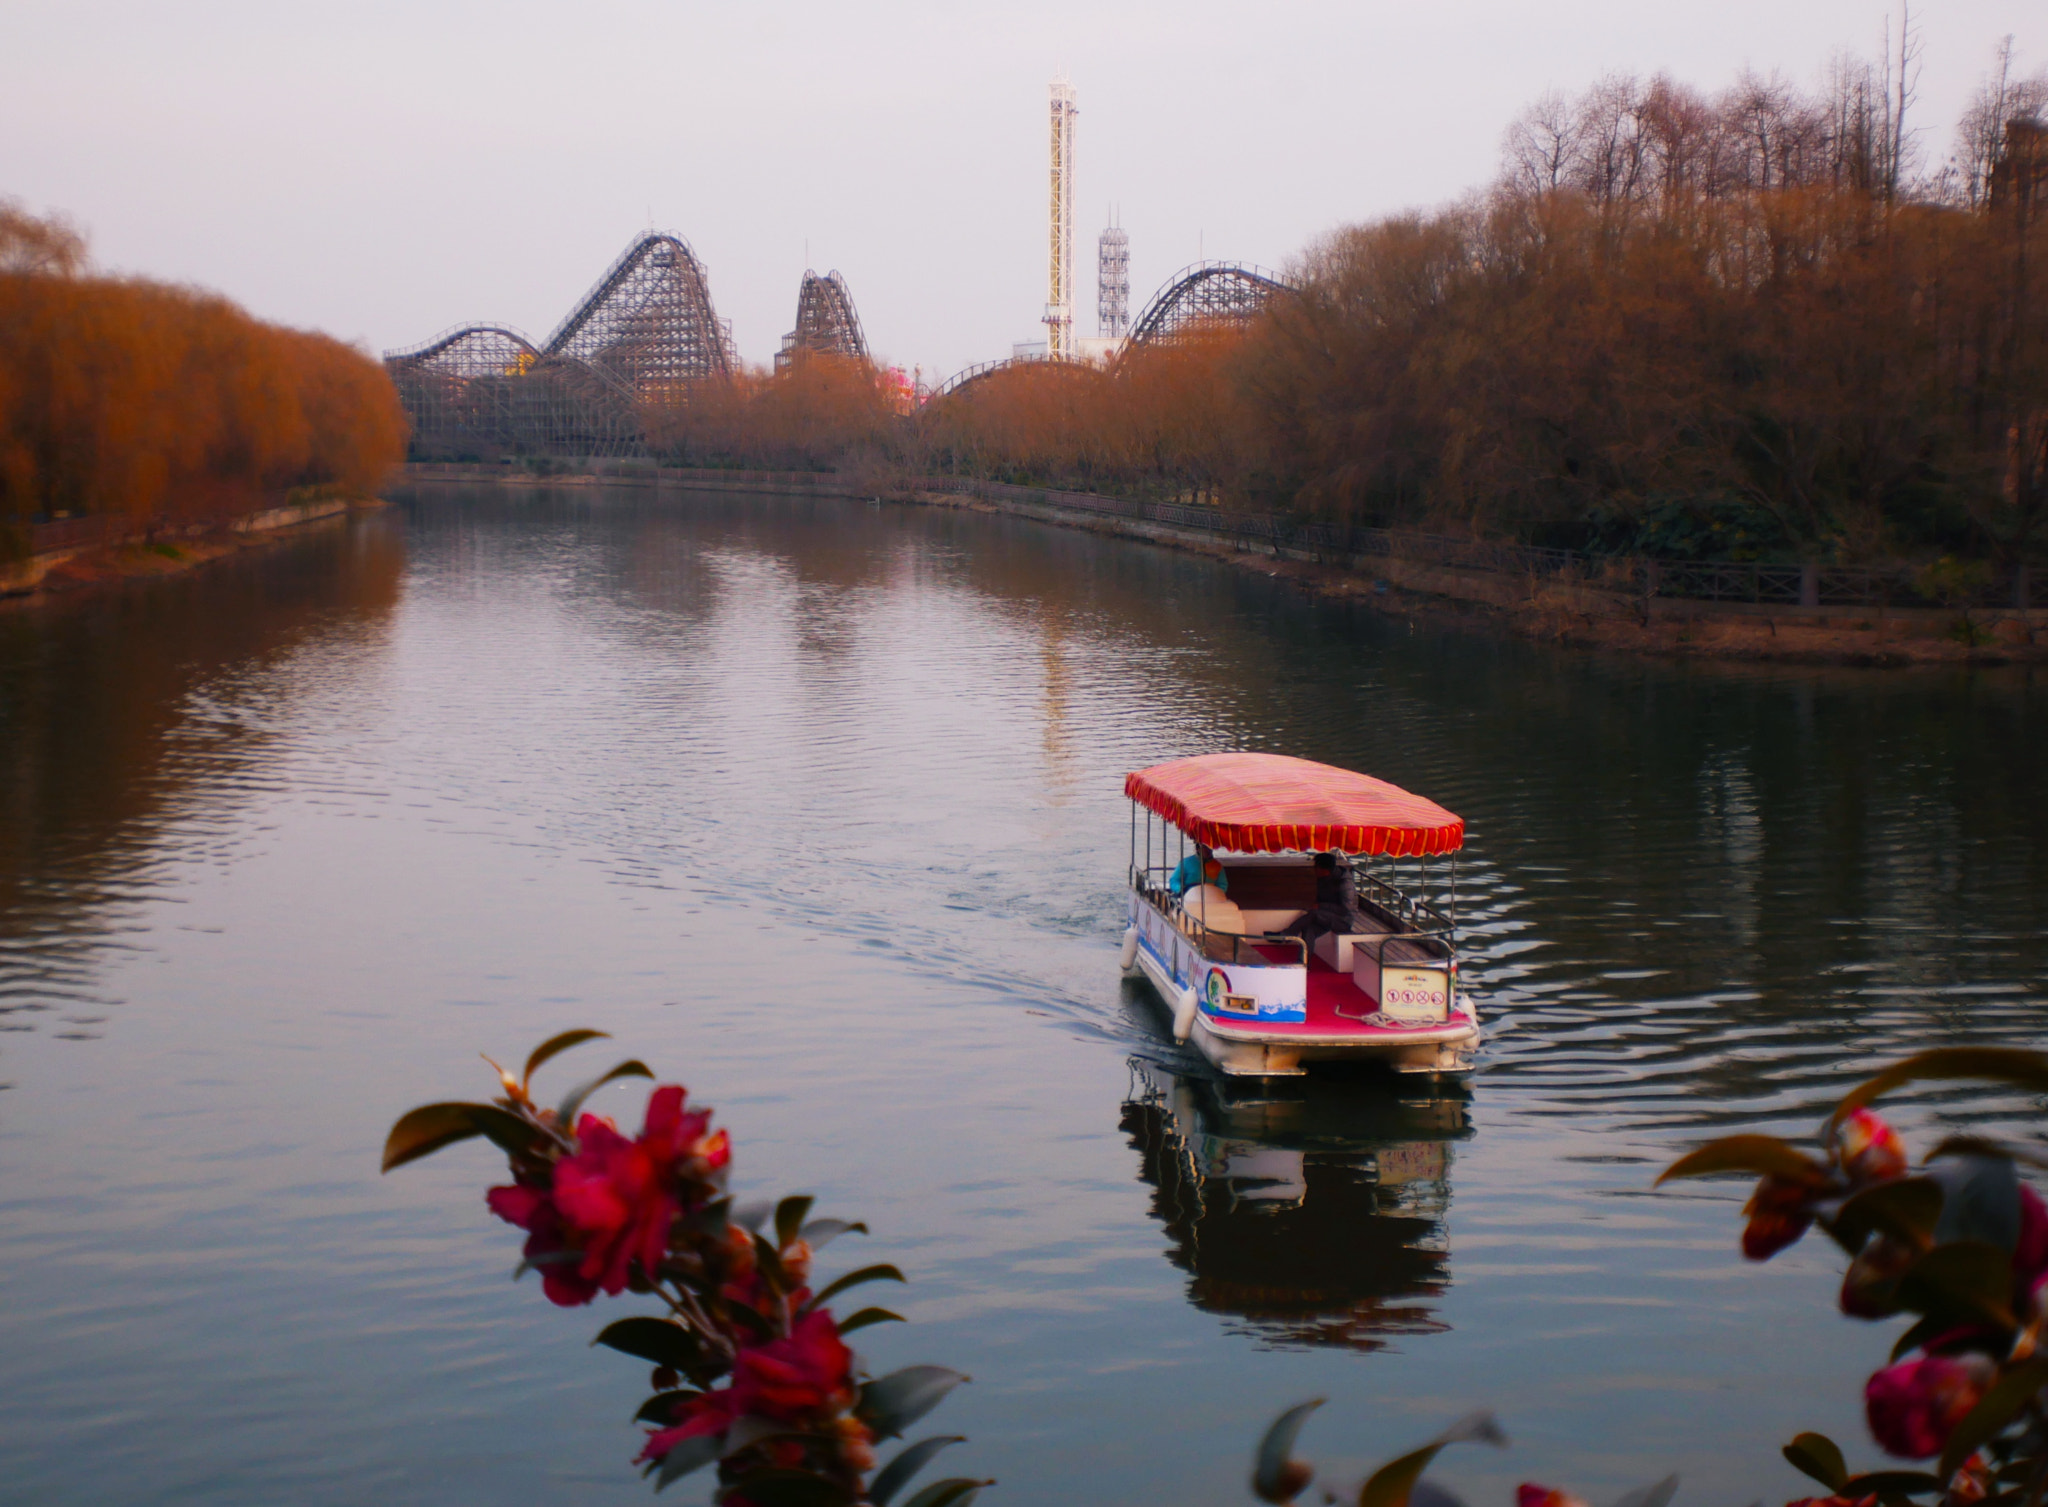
[1119,752,1480,1078]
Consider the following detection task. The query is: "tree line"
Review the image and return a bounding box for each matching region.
[0,203,408,547]
[664,41,2046,571]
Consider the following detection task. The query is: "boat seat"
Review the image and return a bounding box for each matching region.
[1236,908,1304,936]
[1313,930,1392,973]
[1179,884,1245,935]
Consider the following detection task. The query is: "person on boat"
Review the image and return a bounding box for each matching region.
[1169,844,1227,898]
[1292,851,1362,944]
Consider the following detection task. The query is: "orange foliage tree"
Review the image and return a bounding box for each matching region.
[0,201,408,538]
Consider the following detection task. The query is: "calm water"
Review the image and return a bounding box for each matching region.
[0,486,2043,1506]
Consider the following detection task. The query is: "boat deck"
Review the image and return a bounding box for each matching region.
[1226,945,1468,1039]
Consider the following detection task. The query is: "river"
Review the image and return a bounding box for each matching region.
[0,484,2043,1506]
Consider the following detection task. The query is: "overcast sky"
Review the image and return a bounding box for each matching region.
[5,1,2043,380]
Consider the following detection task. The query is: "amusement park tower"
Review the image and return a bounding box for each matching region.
[1044,77,1078,359]
[1098,216,1129,339]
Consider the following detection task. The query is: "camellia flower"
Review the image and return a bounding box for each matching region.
[1865,1352,1997,1459]
[1838,1109,1908,1186]
[637,1312,857,1467]
[1517,1486,1591,1507]
[732,1310,856,1421]
[553,1084,723,1298]
[484,1179,599,1307]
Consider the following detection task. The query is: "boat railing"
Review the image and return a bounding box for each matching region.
[1353,869,1455,938]
[1129,866,1309,968]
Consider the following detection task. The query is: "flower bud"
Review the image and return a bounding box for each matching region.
[1839,1109,1907,1185]
[1865,1351,1996,1459]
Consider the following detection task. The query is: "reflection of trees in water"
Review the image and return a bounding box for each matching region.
[0,521,404,1042]
[1121,1061,1470,1351]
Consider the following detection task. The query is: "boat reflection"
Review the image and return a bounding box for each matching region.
[1120,1060,1471,1350]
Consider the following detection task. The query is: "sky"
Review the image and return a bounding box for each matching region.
[4,0,2044,381]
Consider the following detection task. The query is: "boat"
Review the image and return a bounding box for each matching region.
[1119,752,1480,1078]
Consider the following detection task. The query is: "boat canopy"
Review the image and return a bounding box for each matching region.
[1124,752,1464,857]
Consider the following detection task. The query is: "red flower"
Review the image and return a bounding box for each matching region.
[636,1388,743,1465]
[553,1085,717,1297]
[1865,1352,1995,1459]
[1517,1487,1590,1507]
[732,1311,856,1422]
[1784,1496,1877,1507]
[1839,1109,1907,1186]
[2013,1185,2048,1295]
[484,1181,599,1307]
[1744,1175,1819,1261]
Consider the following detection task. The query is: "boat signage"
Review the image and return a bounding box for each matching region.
[1203,965,1307,1023]
[1382,968,1449,1022]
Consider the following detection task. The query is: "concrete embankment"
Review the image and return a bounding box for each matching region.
[398,463,2045,666]
[3,495,376,602]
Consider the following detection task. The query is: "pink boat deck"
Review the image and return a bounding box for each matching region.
[1227,945,1467,1039]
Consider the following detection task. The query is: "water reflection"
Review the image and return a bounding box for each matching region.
[1121,1059,1469,1350]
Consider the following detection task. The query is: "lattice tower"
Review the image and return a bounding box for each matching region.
[1098,222,1129,338]
[1044,78,1078,360]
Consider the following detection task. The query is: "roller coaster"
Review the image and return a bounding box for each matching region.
[925,261,1293,403]
[385,234,1291,453]
[385,231,739,458]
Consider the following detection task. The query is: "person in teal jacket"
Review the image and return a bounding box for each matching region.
[1169,843,1227,897]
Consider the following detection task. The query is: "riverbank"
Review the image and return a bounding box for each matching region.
[2,495,382,605]
[396,463,2045,667]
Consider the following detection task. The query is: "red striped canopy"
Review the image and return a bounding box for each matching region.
[1125,752,1464,857]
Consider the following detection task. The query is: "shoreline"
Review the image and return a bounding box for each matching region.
[2,496,384,607]
[394,463,2045,668]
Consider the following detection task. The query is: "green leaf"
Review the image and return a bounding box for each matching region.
[512,1248,584,1282]
[381,1102,490,1172]
[1897,1241,2016,1328]
[557,1059,655,1128]
[522,1028,609,1089]
[836,1307,905,1335]
[469,1103,553,1159]
[1783,1432,1849,1492]
[1927,1156,2025,1251]
[898,1481,989,1507]
[752,1233,791,1295]
[1827,1178,1945,1253]
[1889,1314,1950,1362]
[1940,1358,2048,1478]
[1252,1400,1324,1503]
[800,1218,867,1250]
[1841,1473,1941,1496]
[1357,1413,1508,1507]
[810,1263,907,1309]
[1655,1135,1827,1186]
[1830,1050,2048,1141]
[775,1195,815,1249]
[715,1469,855,1507]
[1607,1478,1679,1507]
[859,1366,969,1441]
[871,1436,965,1507]
[635,1389,697,1425]
[653,1432,722,1490]
[593,1317,701,1368]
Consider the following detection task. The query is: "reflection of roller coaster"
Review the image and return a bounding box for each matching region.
[926,261,1294,403]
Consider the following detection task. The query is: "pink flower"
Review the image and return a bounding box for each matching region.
[731,1311,856,1422]
[553,1085,717,1297]
[2013,1185,2048,1295]
[637,1388,743,1465]
[1840,1109,1907,1185]
[484,1180,599,1307]
[634,1312,856,1467]
[1517,1487,1590,1507]
[1865,1352,1996,1458]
